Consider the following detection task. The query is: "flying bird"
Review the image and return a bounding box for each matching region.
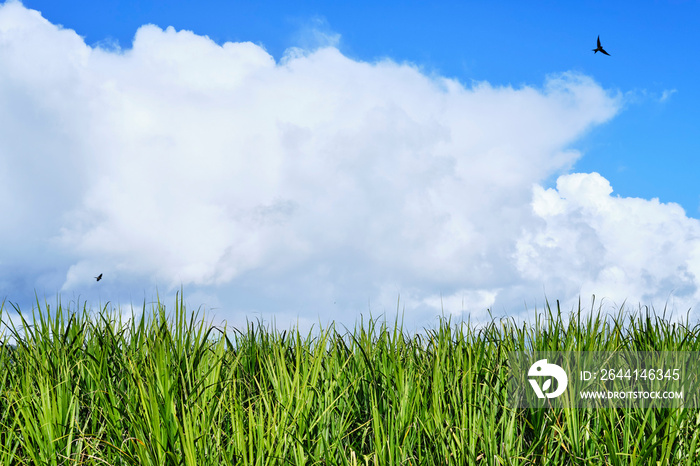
[592,36,610,56]
[95,274,102,281]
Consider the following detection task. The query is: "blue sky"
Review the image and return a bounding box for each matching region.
[1,0,699,331]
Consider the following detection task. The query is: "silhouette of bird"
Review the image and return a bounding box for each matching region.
[95,273,102,281]
[592,36,610,56]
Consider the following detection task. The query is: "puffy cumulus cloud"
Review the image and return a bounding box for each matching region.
[5,1,691,331]
[516,173,700,317]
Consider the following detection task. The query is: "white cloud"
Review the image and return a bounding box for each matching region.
[1,2,696,330]
[660,88,677,103]
[288,16,341,53]
[516,173,700,316]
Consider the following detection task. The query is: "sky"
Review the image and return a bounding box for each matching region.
[1,0,700,333]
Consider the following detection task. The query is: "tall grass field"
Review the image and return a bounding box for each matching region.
[1,292,699,465]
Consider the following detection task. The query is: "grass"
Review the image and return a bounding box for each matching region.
[1,291,700,465]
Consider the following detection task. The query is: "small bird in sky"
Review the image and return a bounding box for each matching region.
[592,36,610,56]
[95,273,102,281]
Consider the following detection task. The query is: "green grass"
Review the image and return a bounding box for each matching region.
[1,291,700,465]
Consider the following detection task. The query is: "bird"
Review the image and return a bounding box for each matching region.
[95,273,102,281]
[592,36,610,56]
